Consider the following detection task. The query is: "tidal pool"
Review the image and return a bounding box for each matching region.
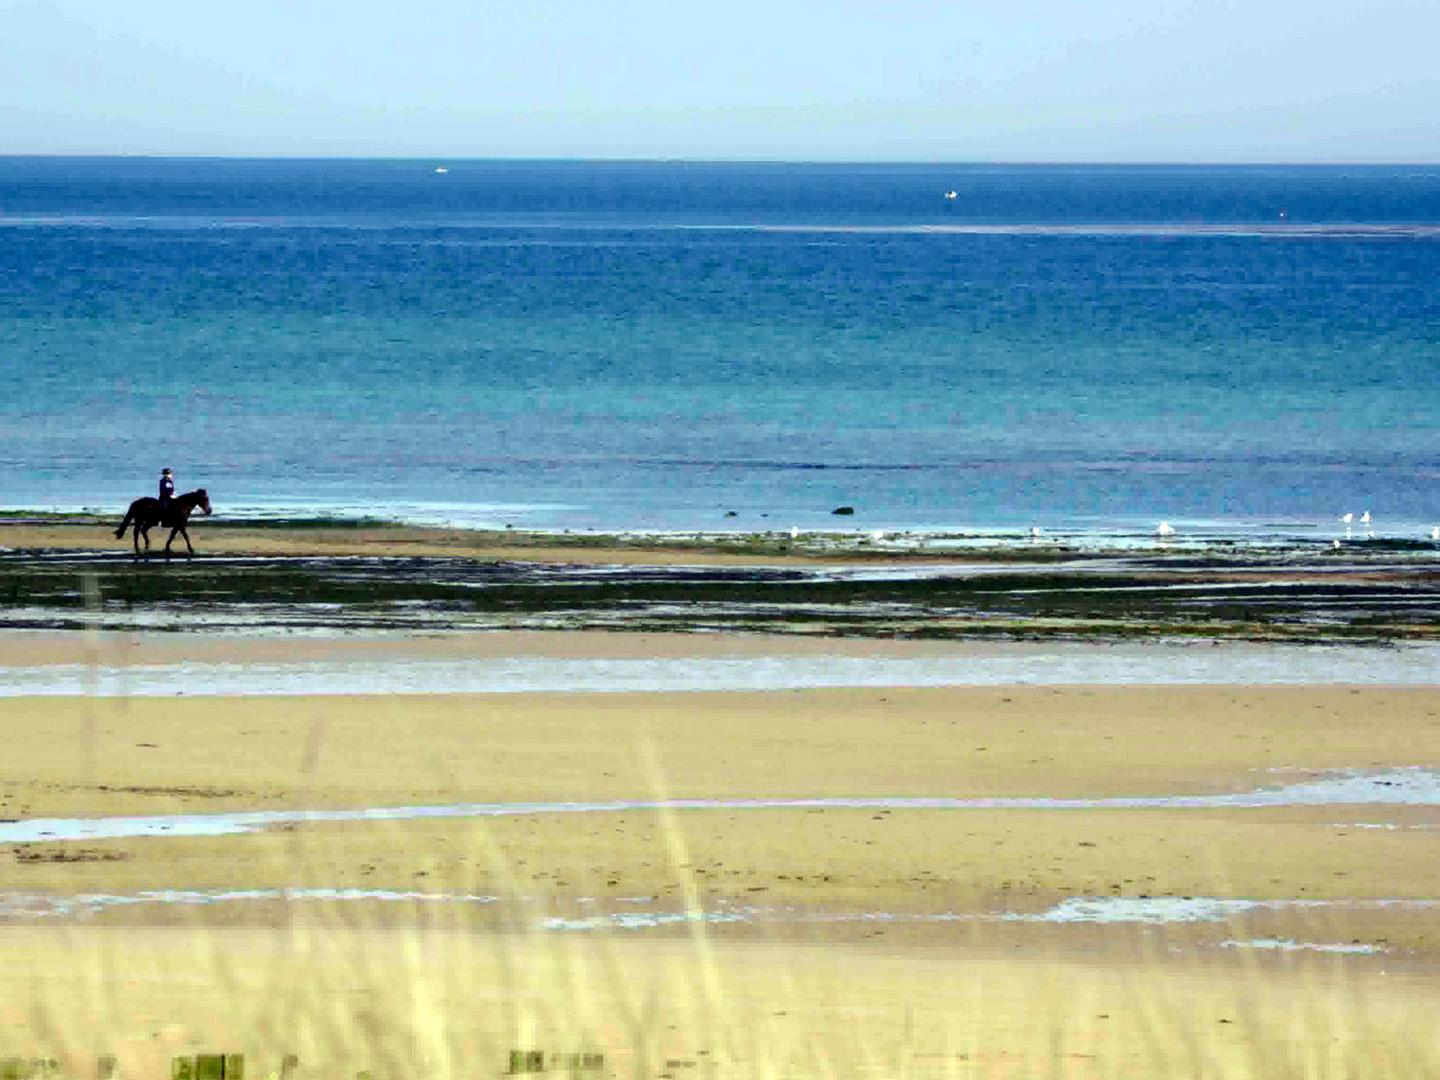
[2,769,1436,845]
[3,642,1439,697]
[3,888,1433,937]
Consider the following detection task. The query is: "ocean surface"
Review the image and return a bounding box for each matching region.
[2,158,1437,540]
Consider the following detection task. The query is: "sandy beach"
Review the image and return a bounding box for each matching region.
[2,528,1438,1076]
[3,674,1439,920]
[3,643,1438,1075]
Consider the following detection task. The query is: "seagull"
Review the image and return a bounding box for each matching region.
[1156,521,1176,538]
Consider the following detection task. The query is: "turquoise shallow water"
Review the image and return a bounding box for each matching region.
[3,159,1437,537]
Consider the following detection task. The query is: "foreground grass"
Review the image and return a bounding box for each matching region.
[2,797,1437,1080]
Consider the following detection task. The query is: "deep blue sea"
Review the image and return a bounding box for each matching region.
[2,158,1437,541]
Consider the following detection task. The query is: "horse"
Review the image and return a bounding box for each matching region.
[113,489,212,559]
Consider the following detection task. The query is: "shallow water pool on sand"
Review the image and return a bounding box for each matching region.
[2,888,1434,939]
[1220,938,1387,954]
[3,641,1439,697]
[0,887,500,919]
[1,769,1435,845]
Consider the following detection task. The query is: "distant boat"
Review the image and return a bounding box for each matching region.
[1155,521,1176,538]
[434,166,449,175]
[943,190,958,200]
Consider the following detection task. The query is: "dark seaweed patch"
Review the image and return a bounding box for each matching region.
[1,548,1436,643]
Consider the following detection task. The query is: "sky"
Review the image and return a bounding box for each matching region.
[2,0,1438,161]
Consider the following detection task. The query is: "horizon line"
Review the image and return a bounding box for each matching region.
[3,153,1440,169]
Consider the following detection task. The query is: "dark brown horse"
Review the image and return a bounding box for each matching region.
[114,489,212,558]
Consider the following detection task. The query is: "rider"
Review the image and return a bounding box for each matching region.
[158,468,175,513]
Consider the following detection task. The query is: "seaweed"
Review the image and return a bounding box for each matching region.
[1,547,1436,643]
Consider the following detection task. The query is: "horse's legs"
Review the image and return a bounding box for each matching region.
[164,526,195,559]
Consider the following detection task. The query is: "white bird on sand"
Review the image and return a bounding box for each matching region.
[1156,521,1176,538]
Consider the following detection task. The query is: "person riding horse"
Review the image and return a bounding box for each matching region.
[114,480,212,559]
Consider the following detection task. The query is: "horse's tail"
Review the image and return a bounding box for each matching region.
[114,506,133,540]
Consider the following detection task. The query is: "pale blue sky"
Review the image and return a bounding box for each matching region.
[3,0,1437,161]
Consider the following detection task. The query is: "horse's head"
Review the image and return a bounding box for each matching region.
[195,488,212,516]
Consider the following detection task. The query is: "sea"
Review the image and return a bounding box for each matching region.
[2,158,1437,543]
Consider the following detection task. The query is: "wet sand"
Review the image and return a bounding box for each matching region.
[0,520,879,565]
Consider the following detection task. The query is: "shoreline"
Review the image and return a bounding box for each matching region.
[6,512,1439,558]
